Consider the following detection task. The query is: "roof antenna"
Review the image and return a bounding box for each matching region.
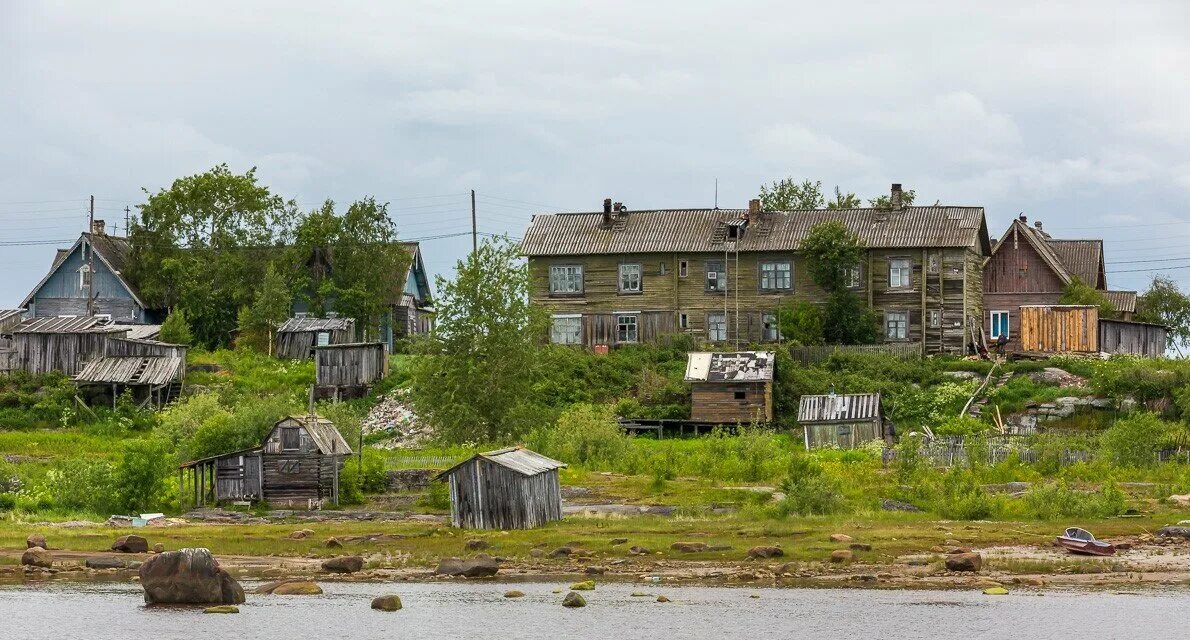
[714,178,719,210]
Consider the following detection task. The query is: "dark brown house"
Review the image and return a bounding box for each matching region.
[984,216,1140,352]
[684,351,774,423]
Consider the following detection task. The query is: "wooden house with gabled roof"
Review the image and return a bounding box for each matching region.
[521,185,992,355]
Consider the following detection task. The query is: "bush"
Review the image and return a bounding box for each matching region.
[46,458,116,513]
[159,309,193,345]
[1021,481,1127,519]
[1100,412,1170,468]
[773,453,844,516]
[527,404,628,469]
[113,439,173,513]
[933,469,995,520]
[0,493,15,511]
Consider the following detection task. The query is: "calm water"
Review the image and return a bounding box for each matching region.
[1,581,1187,640]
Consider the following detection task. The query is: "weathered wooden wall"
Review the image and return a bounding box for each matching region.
[803,419,884,449]
[1098,319,1166,357]
[275,326,354,360]
[984,226,1066,294]
[315,343,387,387]
[105,338,187,359]
[1019,306,1098,353]
[446,459,564,530]
[13,330,126,375]
[690,381,771,423]
[27,241,145,322]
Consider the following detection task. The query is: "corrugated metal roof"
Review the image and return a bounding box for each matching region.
[684,351,774,382]
[798,393,884,423]
[109,324,162,340]
[286,415,353,455]
[0,310,25,333]
[1104,290,1137,314]
[436,447,567,479]
[12,316,125,334]
[521,206,990,256]
[74,356,183,386]
[1047,239,1103,287]
[277,316,354,333]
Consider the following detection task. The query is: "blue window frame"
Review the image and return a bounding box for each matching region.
[990,310,1010,339]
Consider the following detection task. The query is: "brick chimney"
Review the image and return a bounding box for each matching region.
[602,198,613,225]
[1018,213,1027,223]
[91,219,106,236]
[890,184,903,211]
[748,199,761,215]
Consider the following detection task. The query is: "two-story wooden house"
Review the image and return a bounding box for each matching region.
[521,185,992,355]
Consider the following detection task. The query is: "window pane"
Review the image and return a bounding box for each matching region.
[886,311,907,339]
[550,265,583,293]
[708,312,726,341]
[551,316,581,344]
[619,264,641,292]
[706,262,725,291]
[617,315,638,343]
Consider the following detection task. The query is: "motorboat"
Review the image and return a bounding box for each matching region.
[1055,527,1116,556]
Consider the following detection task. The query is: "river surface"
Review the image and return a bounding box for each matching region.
[1,581,1186,639]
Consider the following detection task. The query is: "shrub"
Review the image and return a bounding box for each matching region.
[527,404,628,469]
[46,458,116,513]
[113,439,173,513]
[1100,412,1171,467]
[0,493,15,511]
[420,480,451,511]
[934,468,995,520]
[1021,481,1128,519]
[773,453,844,516]
[159,309,193,345]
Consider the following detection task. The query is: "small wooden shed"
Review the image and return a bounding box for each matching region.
[1098,319,1167,357]
[684,351,774,424]
[1018,305,1098,354]
[798,392,890,449]
[10,316,128,375]
[436,447,567,530]
[73,337,187,409]
[275,315,355,360]
[314,342,387,400]
[179,414,353,508]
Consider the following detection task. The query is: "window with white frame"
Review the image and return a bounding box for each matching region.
[885,310,908,340]
[549,264,584,294]
[679,312,689,330]
[618,263,642,293]
[888,258,911,288]
[679,260,688,277]
[78,265,91,291]
[316,331,330,346]
[762,312,781,341]
[706,261,726,292]
[929,309,942,328]
[707,311,727,341]
[759,261,792,291]
[616,314,638,343]
[550,315,582,345]
[990,310,1010,339]
[846,265,862,288]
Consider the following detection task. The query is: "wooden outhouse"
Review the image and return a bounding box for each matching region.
[180,414,353,508]
[314,342,387,400]
[436,447,567,530]
[274,315,355,360]
[798,392,889,449]
[684,351,774,424]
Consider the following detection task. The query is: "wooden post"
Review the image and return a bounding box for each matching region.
[198,464,205,506]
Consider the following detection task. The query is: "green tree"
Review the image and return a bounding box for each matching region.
[1137,275,1190,354]
[1059,277,1116,316]
[776,300,825,346]
[252,263,292,354]
[798,221,877,344]
[823,291,879,344]
[407,237,547,444]
[113,439,172,513]
[129,165,298,348]
[158,309,193,345]
[826,186,862,209]
[759,178,824,210]
[869,188,917,208]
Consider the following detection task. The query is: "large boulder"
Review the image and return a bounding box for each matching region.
[21,547,52,568]
[85,556,127,570]
[139,548,245,605]
[26,534,47,550]
[945,552,983,572]
[371,595,403,611]
[435,554,499,578]
[112,535,149,553]
[747,546,784,559]
[321,556,364,573]
[561,591,586,608]
[1158,526,1190,539]
[272,581,323,595]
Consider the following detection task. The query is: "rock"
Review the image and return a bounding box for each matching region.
[945,552,982,572]
[112,534,149,553]
[983,587,1009,595]
[464,539,490,551]
[829,534,853,543]
[628,546,651,555]
[584,566,607,575]
[204,605,239,613]
[26,534,47,550]
[21,547,52,568]
[151,543,165,554]
[1158,526,1190,538]
[880,498,921,512]
[1021,577,1046,586]
[947,547,973,555]
[1029,367,1086,388]
[529,548,545,558]
[435,555,499,578]
[656,595,671,603]
[830,550,853,563]
[670,541,709,553]
[371,595,403,611]
[139,548,245,605]
[569,580,595,591]
[85,556,126,570]
[1169,495,1190,508]
[631,592,651,597]
[747,546,784,559]
[562,591,586,608]
[504,590,525,598]
[272,581,323,595]
[549,546,577,557]
[321,556,365,573]
[850,543,872,552]
[289,529,314,540]
[609,538,628,545]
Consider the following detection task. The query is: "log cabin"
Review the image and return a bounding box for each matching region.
[684,351,774,424]
[521,185,992,355]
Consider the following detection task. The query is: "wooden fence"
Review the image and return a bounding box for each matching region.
[788,343,923,365]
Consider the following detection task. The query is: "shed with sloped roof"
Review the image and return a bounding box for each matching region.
[798,392,890,449]
[435,447,567,529]
[274,315,355,359]
[684,351,775,424]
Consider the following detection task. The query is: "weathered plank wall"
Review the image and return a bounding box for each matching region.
[315,343,387,387]
[1098,319,1166,357]
[1019,306,1098,353]
[13,330,126,375]
[275,327,353,360]
[803,419,884,449]
[690,381,771,423]
[446,459,563,530]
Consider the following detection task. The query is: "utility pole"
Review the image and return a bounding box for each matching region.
[124,206,130,236]
[87,195,95,316]
[470,189,477,256]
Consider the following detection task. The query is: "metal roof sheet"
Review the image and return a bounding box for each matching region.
[1047,239,1103,287]
[1103,290,1137,314]
[109,324,162,341]
[12,316,125,334]
[284,415,353,455]
[684,351,775,382]
[436,447,567,479]
[798,393,884,423]
[522,206,989,256]
[74,356,183,386]
[277,316,354,333]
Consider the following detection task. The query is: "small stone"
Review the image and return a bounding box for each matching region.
[321,556,364,573]
[750,593,760,599]
[829,534,854,543]
[21,548,52,568]
[464,539,490,551]
[529,548,545,558]
[371,594,403,611]
[584,566,607,575]
[609,538,628,545]
[945,552,982,572]
[204,605,239,613]
[552,588,562,594]
[746,546,784,559]
[630,592,651,597]
[670,541,709,553]
[656,595,671,603]
[26,534,47,550]
[628,546,651,555]
[504,590,525,598]
[151,543,165,554]
[289,530,310,540]
[272,581,323,595]
[562,591,586,607]
[849,543,872,552]
[830,550,853,563]
[549,546,576,558]
[325,537,343,549]
[85,556,126,570]
[569,580,595,591]
[983,587,1009,595]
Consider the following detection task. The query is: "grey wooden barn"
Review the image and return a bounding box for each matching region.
[179,414,353,508]
[274,315,355,360]
[74,337,187,409]
[798,392,891,450]
[314,342,387,400]
[10,316,129,375]
[436,447,567,530]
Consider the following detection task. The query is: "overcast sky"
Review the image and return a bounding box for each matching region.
[2,1,1188,306]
